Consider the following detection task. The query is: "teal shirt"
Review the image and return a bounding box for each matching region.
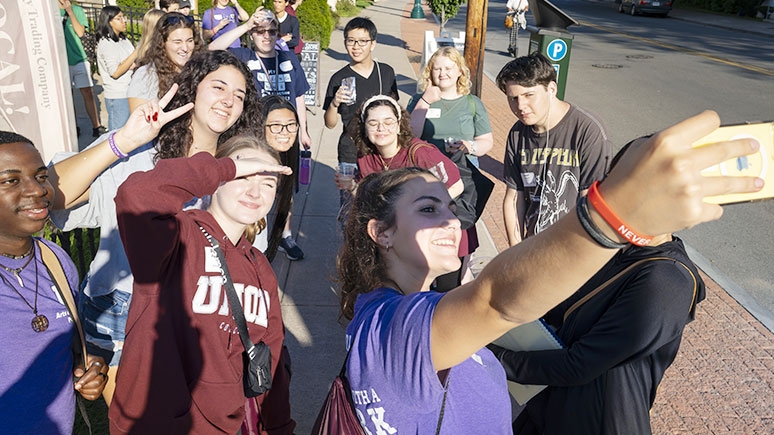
[60,5,88,65]
[407,93,492,154]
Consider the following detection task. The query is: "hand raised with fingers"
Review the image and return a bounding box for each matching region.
[600,110,763,237]
[113,84,194,154]
[233,158,293,178]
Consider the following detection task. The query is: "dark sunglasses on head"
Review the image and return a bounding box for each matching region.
[163,13,195,26]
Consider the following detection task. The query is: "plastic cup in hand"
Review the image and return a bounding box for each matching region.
[256,10,275,27]
[338,162,357,183]
[341,77,357,106]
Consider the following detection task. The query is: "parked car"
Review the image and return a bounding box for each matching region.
[619,0,672,17]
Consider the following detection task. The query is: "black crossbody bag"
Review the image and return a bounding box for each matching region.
[199,226,272,397]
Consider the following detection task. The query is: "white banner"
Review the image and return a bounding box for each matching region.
[0,0,77,161]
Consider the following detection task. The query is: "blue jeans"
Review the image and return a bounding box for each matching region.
[78,288,131,366]
[105,98,130,131]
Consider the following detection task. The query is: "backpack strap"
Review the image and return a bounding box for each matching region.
[467,94,476,118]
[563,256,696,322]
[408,138,433,166]
[37,239,93,435]
[37,239,88,368]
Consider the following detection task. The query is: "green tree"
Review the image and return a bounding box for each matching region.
[426,0,466,34]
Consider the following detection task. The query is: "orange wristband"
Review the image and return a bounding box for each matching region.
[586,181,653,246]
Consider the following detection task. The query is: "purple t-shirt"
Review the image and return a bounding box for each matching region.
[202,6,241,49]
[346,288,512,433]
[0,238,80,434]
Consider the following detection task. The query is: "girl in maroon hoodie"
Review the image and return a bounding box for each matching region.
[114,135,291,434]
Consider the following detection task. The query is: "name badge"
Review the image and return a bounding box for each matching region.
[426,108,441,119]
[214,14,223,20]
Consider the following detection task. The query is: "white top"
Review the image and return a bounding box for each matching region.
[97,38,136,99]
[127,64,160,102]
[507,0,529,11]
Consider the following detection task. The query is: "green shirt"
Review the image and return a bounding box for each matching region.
[60,5,88,65]
[407,93,492,154]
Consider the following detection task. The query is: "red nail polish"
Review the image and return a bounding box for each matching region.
[146,115,150,122]
[152,112,158,122]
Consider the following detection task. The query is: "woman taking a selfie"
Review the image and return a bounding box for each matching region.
[336,111,762,433]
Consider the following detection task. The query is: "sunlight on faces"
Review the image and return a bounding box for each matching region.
[164,27,195,69]
[265,108,298,152]
[0,143,53,243]
[190,65,247,139]
[378,174,461,280]
[210,148,280,231]
[430,55,462,92]
[110,13,127,34]
[344,28,375,64]
[504,82,555,127]
[365,106,399,152]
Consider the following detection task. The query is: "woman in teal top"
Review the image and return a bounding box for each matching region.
[408,46,494,168]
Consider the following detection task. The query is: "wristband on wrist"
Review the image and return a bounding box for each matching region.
[420,96,430,105]
[108,131,128,159]
[576,196,628,249]
[469,140,478,155]
[587,181,652,246]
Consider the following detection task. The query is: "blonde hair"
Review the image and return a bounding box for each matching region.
[419,47,472,95]
[213,135,281,244]
[136,9,165,61]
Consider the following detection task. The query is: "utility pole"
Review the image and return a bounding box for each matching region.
[464,0,488,98]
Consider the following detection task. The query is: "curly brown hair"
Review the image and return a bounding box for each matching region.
[155,50,264,161]
[348,97,414,157]
[337,167,431,319]
[137,12,205,100]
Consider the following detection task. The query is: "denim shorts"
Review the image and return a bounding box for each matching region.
[105,98,130,131]
[78,289,131,366]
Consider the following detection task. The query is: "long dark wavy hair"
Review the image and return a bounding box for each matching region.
[337,167,431,319]
[155,50,263,161]
[96,6,125,42]
[348,97,414,157]
[259,95,299,261]
[137,12,205,100]
[213,135,282,244]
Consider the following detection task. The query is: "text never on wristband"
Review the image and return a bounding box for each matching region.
[587,181,653,246]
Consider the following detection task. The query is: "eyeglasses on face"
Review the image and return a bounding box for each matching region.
[345,39,372,47]
[163,14,195,26]
[112,15,127,22]
[251,28,278,36]
[365,118,398,130]
[266,122,299,134]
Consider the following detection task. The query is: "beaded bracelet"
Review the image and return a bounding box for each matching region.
[576,196,628,249]
[587,181,652,246]
[108,131,128,159]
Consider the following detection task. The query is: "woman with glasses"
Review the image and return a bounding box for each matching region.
[96,6,138,131]
[256,95,305,261]
[339,95,462,199]
[128,11,204,112]
[209,8,312,150]
[336,96,468,260]
[49,50,261,406]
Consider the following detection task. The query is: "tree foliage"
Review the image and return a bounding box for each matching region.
[426,0,466,31]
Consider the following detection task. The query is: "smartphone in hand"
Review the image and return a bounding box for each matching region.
[693,121,773,204]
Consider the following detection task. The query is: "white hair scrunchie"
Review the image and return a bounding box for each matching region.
[360,95,402,122]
